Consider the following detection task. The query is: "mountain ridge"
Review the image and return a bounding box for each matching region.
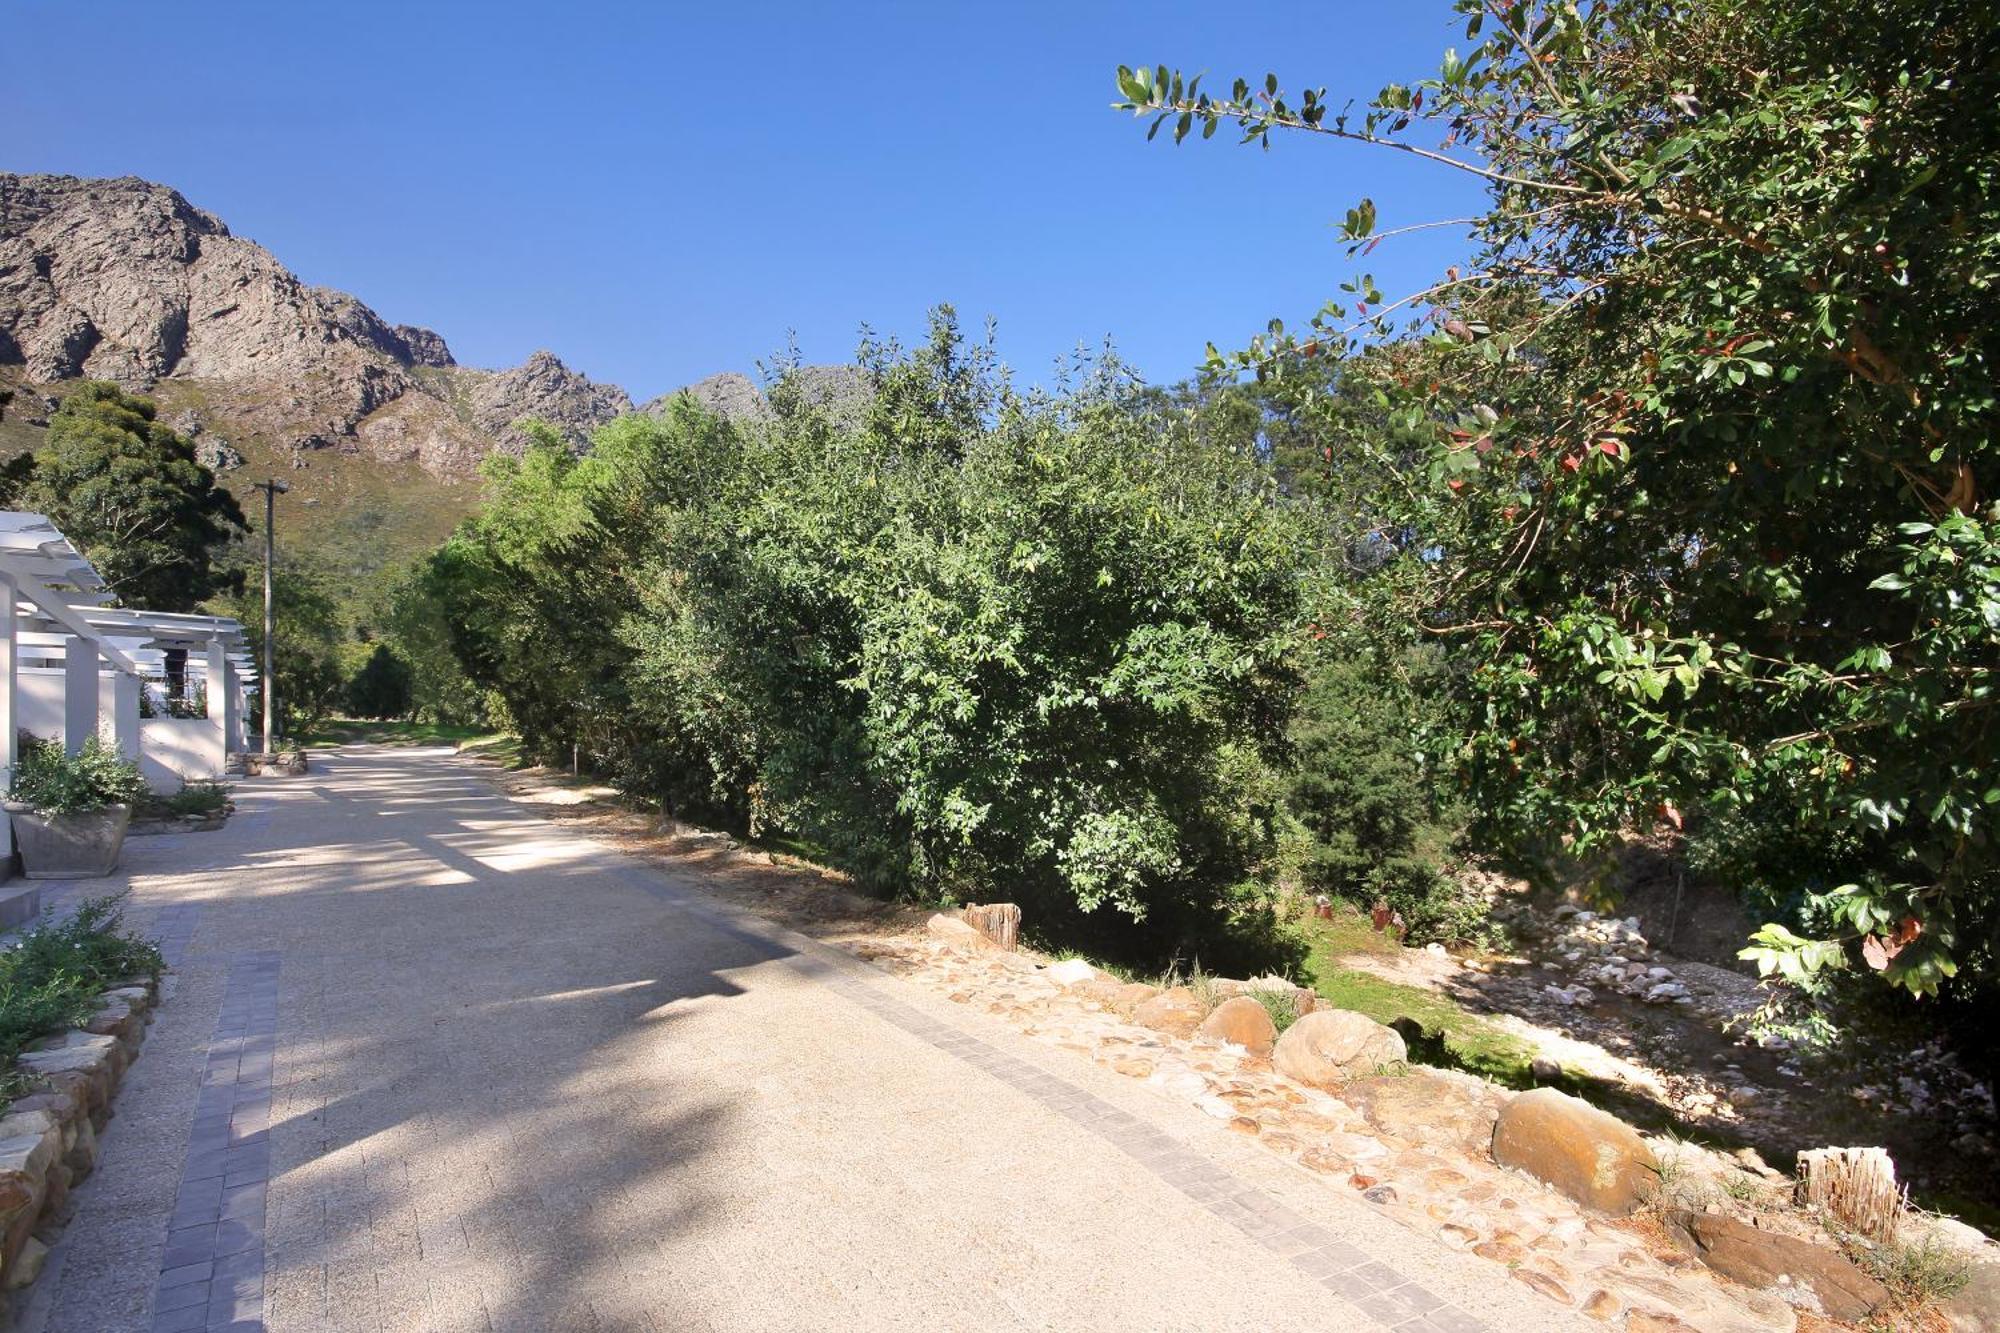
[0,172,635,476]
[0,171,866,577]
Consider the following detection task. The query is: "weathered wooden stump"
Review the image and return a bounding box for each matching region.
[960,902,1021,951]
[1797,1146,1900,1240]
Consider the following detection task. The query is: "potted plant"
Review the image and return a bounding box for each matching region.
[5,736,149,878]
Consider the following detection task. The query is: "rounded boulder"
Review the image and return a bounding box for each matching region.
[1196,995,1278,1056]
[1490,1087,1657,1215]
[1272,1009,1407,1090]
[1132,986,1208,1038]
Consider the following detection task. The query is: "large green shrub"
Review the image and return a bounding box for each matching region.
[431,313,1312,970]
[344,644,415,719]
[1287,657,1476,943]
[1121,0,1999,1006]
[8,736,147,815]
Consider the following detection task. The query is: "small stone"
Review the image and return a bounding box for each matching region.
[926,913,996,950]
[1298,1148,1344,1175]
[1511,1268,1573,1304]
[1579,1289,1621,1321]
[4,1235,49,1289]
[1227,1116,1261,1136]
[1439,1223,1479,1248]
[1042,958,1100,987]
[1475,1238,1525,1264]
[1362,1184,1399,1204]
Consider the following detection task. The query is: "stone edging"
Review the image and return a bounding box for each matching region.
[128,812,229,838]
[0,975,161,1312]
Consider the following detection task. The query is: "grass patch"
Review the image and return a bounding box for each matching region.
[1247,983,1304,1033]
[1301,908,1540,1086]
[296,719,503,750]
[136,780,231,820]
[458,733,526,767]
[1,896,163,1072]
[1846,1226,1973,1310]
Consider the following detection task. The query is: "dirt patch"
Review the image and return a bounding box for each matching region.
[478,760,929,948]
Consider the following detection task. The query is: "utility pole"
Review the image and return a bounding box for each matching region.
[250,478,289,754]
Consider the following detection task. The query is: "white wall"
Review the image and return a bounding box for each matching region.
[139,717,226,793]
[16,668,66,746]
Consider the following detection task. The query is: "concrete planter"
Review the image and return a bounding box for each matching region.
[3,803,133,879]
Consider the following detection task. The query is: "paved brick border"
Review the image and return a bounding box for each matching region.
[151,904,202,969]
[151,950,279,1332]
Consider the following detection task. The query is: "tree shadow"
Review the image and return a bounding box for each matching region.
[139,748,809,1329]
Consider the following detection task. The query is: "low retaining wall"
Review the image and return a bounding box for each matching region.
[0,976,159,1310]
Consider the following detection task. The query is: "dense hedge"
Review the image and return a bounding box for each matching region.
[424,318,1352,969]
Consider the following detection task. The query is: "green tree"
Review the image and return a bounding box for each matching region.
[214,561,346,735]
[374,561,489,726]
[21,382,246,610]
[1121,0,1999,1001]
[344,645,414,720]
[429,314,1313,970]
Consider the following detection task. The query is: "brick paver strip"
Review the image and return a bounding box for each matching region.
[151,903,202,968]
[152,950,279,1332]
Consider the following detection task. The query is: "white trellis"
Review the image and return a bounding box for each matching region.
[1,512,255,876]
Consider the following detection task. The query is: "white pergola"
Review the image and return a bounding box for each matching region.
[1,512,254,864]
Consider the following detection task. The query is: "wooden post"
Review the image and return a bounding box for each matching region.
[1797,1146,1900,1240]
[960,903,1021,951]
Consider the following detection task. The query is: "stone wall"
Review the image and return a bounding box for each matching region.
[0,976,159,1312]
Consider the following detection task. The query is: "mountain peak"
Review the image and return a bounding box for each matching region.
[0,171,628,474]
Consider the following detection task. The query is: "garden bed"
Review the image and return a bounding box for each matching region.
[0,898,165,1307]
[128,781,234,837]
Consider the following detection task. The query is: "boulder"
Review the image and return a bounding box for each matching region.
[1106,982,1162,1016]
[1133,987,1208,1038]
[1344,1067,1511,1155]
[926,913,996,951]
[1196,996,1278,1056]
[1272,1009,1407,1090]
[1043,958,1101,987]
[1944,1255,2000,1332]
[1490,1088,1656,1215]
[1671,1212,1889,1323]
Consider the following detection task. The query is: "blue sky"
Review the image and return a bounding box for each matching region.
[3,1,1484,402]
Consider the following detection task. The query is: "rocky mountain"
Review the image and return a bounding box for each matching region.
[642,364,872,429]
[0,173,629,477]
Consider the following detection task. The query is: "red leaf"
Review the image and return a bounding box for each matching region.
[1561,454,1581,473]
[1862,935,1890,970]
[1891,916,1923,947]
[1597,438,1621,456]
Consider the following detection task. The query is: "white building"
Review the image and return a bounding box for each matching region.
[1,511,255,877]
